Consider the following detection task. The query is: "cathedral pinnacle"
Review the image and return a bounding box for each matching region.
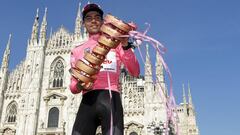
[146,44,150,57]
[144,44,153,82]
[77,2,81,18]
[30,8,39,43]
[1,34,11,70]
[43,8,47,23]
[188,82,193,105]
[40,7,48,42]
[36,8,39,19]
[74,2,82,40]
[182,84,187,105]
[155,50,164,83]
[7,34,11,49]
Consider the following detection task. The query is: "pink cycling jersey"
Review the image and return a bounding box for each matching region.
[69,34,140,94]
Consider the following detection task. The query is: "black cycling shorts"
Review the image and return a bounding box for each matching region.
[72,90,123,135]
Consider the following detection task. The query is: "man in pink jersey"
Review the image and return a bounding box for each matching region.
[70,3,140,135]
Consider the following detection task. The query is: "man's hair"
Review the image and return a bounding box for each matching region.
[82,3,104,21]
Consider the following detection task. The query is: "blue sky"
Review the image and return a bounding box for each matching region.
[0,0,240,134]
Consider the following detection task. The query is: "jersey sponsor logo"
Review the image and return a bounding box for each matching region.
[100,51,117,72]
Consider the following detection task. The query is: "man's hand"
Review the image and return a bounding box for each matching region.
[76,81,85,91]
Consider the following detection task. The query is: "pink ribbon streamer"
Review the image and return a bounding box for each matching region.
[128,24,179,135]
[103,21,180,134]
[107,72,113,135]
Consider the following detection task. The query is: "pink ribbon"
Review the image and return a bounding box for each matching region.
[103,21,180,135]
[128,24,180,135]
[107,72,113,135]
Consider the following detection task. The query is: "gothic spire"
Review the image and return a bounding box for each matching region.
[188,82,196,117]
[1,34,11,70]
[182,84,187,105]
[74,2,82,40]
[155,50,164,83]
[30,8,39,43]
[188,82,193,105]
[144,44,153,82]
[40,8,47,42]
[6,34,11,51]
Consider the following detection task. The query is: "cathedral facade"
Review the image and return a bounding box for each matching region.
[0,6,199,135]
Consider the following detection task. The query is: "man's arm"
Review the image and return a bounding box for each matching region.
[117,43,140,77]
[69,51,82,94]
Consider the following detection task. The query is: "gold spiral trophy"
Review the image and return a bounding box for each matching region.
[70,14,136,90]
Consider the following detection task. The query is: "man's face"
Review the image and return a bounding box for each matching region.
[83,11,103,34]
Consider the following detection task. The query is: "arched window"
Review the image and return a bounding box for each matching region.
[6,102,17,123]
[3,128,15,135]
[48,107,59,127]
[52,60,64,88]
[12,82,16,90]
[129,132,138,135]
